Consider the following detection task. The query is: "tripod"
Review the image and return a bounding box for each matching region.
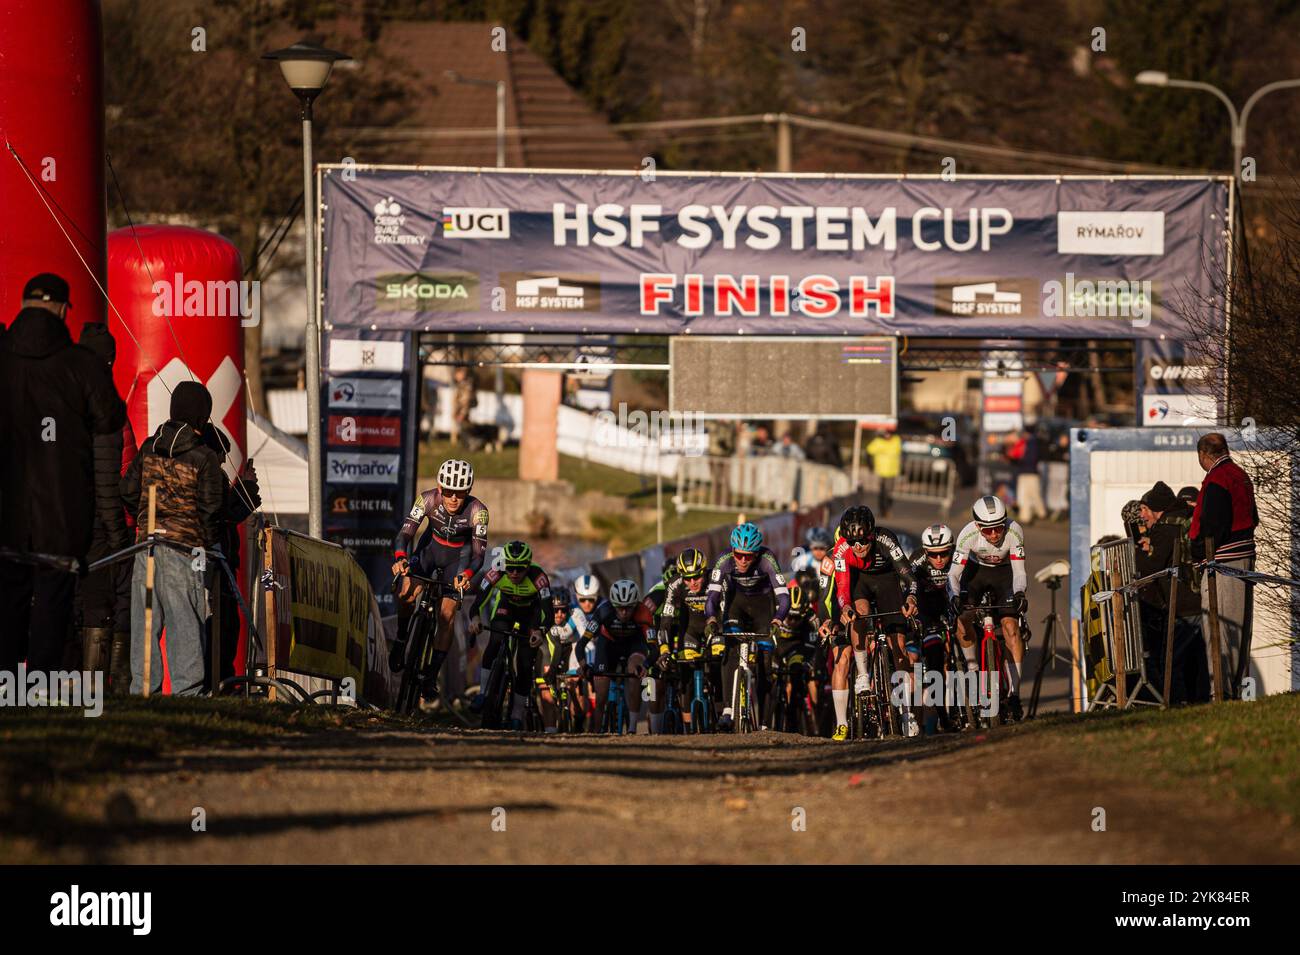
[1027,576,1071,718]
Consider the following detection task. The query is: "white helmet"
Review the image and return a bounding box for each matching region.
[438,458,474,492]
[573,574,600,600]
[972,495,1007,528]
[489,546,505,573]
[921,523,954,551]
[609,578,640,607]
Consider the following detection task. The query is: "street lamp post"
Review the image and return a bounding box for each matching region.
[1135,70,1300,177]
[264,41,351,539]
[444,70,506,168]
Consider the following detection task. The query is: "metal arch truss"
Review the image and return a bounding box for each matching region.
[900,339,1134,373]
[417,333,1133,374]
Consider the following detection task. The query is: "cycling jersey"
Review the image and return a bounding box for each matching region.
[908,547,954,622]
[394,488,489,583]
[949,520,1027,596]
[830,530,916,610]
[705,546,791,622]
[577,598,654,674]
[470,563,551,627]
[641,581,670,653]
[660,576,710,653]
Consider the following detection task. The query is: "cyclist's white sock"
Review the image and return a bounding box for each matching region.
[721,705,733,719]
[649,712,664,734]
[1011,658,1023,692]
[962,645,977,666]
[510,693,528,721]
[628,706,641,729]
[853,649,869,678]
[832,689,849,727]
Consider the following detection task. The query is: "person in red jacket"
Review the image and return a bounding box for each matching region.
[1189,432,1258,699]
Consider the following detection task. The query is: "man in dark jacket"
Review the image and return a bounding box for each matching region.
[1189,432,1259,698]
[75,323,134,687]
[120,381,224,696]
[1135,481,1209,704]
[0,274,126,675]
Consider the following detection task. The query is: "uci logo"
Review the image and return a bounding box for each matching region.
[441,207,510,239]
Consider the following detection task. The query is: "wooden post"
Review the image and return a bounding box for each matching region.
[1109,566,1127,709]
[1162,575,1179,708]
[141,486,157,698]
[1205,536,1224,703]
[1070,617,1082,713]
[263,528,278,703]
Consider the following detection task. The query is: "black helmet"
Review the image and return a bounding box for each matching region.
[550,586,571,612]
[839,505,876,544]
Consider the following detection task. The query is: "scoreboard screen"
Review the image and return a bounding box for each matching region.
[669,336,897,420]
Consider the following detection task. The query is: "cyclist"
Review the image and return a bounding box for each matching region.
[660,547,715,728]
[704,522,790,731]
[949,495,1028,719]
[771,578,820,730]
[467,540,551,729]
[576,578,653,734]
[907,523,957,734]
[390,458,488,701]
[571,573,602,721]
[827,505,918,741]
[539,586,580,732]
[641,562,679,734]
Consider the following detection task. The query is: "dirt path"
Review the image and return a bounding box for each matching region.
[18,723,1299,864]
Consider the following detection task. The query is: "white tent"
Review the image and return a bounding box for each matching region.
[245,410,308,515]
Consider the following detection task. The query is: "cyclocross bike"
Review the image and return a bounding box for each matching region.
[479,622,544,731]
[965,593,1025,729]
[723,625,763,734]
[392,568,461,716]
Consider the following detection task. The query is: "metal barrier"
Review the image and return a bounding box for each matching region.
[886,455,959,514]
[672,454,851,514]
[1087,538,1161,710]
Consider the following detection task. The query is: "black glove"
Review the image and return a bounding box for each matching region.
[950,593,966,617]
[1013,592,1028,616]
[388,638,408,673]
[704,617,720,639]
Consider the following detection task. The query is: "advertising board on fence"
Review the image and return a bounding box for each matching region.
[264,529,378,691]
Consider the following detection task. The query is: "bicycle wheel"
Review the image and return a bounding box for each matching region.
[479,653,509,729]
[872,644,901,737]
[395,612,432,715]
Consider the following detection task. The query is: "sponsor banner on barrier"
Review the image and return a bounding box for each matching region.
[327,451,400,484]
[328,414,402,447]
[328,376,403,411]
[328,338,406,373]
[321,168,1225,339]
[265,531,372,686]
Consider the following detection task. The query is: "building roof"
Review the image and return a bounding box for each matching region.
[323,20,641,169]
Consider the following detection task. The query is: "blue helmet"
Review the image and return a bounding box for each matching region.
[730,521,763,553]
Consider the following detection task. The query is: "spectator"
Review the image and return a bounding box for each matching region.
[865,426,901,517]
[121,381,224,696]
[1007,427,1046,525]
[1177,485,1199,507]
[1189,432,1259,698]
[75,323,136,690]
[749,424,772,456]
[198,423,261,684]
[803,426,843,468]
[1121,499,1144,541]
[707,421,736,508]
[0,274,126,678]
[772,433,805,460]
[1134,481,1209,704]
[450,366,476,447]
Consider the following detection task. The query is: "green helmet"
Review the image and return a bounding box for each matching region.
[502,540,532,568]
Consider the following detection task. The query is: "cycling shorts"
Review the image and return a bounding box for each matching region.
[960,563,1017,623]
[849,569,908,635]
[593,636,648,674]
[413,535,473,583]
[775,636,815,672]
[722,590,776,636]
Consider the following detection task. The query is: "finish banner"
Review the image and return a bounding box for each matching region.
[319,167,1229,339]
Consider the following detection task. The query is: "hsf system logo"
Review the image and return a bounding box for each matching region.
[935,279,1033,317]
[441,207,510,239]
[504,273,601,311]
